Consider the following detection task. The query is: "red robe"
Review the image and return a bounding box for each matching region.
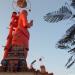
[3,12,18,59]
[12,10,30,59]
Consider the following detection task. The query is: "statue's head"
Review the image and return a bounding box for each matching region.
[21,10,28,16]
[17,0,27,8]
[11,12,17,18]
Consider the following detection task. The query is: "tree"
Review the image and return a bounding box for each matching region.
[44,0,75,68]
[56,24,75,68]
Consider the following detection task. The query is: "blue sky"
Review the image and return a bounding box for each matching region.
[0,0,75,75]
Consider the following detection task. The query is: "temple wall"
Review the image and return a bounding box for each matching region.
[0,72,39,75]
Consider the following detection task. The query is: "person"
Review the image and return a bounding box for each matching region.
[3,12,19,59]
[12,10,33,59]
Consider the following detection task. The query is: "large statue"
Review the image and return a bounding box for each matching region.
[3,12,19,59]
[3,10,33,59]
[12,10,33,59]
[2,10,33,72]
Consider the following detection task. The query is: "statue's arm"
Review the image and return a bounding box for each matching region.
[22,13,33,28]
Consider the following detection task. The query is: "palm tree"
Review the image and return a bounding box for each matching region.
[43,0,75,68]
[44,5,72,23]
[56,24,75,68]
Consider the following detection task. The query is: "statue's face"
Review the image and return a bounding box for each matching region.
[22,10,28,16]
[12,12,17,18]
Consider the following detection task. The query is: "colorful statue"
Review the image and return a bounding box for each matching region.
[3,12,19,59]
[1,0,33,72]
[3,10,33,59]
[12,10,33,59]
[2,10,33,72]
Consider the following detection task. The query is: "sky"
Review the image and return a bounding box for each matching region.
[0,0,75,75]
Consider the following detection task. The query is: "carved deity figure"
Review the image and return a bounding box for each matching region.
[3,10,33,59]
[3,12,19,59]
[12,10,33,59]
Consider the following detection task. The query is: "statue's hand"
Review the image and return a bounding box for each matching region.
[30,20,33,27]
